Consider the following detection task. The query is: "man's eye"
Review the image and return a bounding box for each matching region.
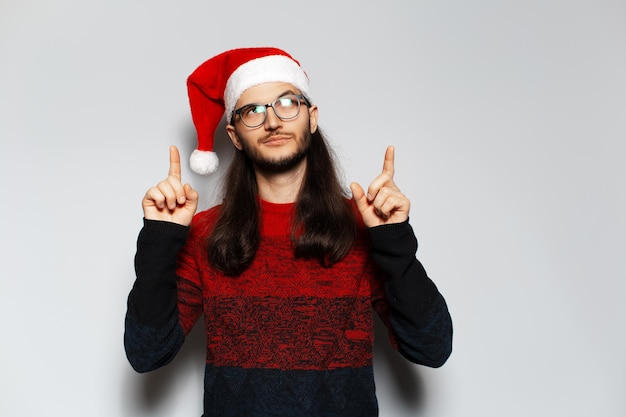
[243,105,265,116]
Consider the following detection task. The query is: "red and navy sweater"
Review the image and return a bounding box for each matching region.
[125,200,452,417]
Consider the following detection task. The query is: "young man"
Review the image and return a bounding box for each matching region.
[125,47,452,417]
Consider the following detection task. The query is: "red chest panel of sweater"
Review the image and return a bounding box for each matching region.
[175,201,386,371]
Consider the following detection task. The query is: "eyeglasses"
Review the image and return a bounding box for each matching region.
[232,94,310,128]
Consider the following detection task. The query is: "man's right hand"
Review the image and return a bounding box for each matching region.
[142,146,199,226]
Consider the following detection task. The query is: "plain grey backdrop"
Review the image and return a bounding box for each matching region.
[1,0,624,416]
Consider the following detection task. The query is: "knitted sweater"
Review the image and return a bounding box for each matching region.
[125,200,452,417]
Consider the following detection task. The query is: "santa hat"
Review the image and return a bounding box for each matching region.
[186,47,311,175]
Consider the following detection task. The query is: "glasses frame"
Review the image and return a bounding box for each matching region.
[232,94,310,128]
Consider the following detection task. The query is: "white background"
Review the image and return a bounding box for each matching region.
[1,1,624,416]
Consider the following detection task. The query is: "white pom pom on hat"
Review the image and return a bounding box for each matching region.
[189,148,219,175]
[186,47,311,175]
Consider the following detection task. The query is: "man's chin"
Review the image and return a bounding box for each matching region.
[253,151,307,173]
[245,136,311,173]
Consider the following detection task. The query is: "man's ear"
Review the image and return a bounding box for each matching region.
[226,124,243,150]
[308,105,319,134]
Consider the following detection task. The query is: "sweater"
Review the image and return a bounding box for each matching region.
[125,199,452,417]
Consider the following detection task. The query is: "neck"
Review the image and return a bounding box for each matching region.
[254,159,306,203]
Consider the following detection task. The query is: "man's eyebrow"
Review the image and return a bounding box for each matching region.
[277,89,298,97]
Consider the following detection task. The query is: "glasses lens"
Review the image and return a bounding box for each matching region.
[240,104,267,127]
[273,95,300,120]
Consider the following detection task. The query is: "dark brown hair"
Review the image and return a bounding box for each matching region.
[208,128,357,276]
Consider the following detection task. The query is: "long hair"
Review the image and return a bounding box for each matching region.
[208,128,357,276]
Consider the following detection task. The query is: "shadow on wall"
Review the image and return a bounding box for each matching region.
[373,313,426,411]
[122,321,206,416]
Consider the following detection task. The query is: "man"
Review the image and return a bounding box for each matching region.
[125,47,452,417]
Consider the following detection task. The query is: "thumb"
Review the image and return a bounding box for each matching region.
[183,183,199,205]
[350,182,369,214]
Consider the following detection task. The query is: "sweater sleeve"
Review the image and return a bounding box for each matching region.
[369,219,453,368]
[124,219,189,373]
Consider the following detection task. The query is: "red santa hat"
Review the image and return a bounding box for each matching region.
[186,47,311,175]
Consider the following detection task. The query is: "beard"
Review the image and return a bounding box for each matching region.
[240,130,312,173]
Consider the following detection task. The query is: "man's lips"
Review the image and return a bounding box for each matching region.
[261,135,291,145]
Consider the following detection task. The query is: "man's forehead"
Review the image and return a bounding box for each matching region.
[237,82,300,104]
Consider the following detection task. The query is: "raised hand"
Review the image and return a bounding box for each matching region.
[142,146,199,226]
[350,146,410,228]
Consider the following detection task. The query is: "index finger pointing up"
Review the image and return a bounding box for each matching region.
[382,145,395,178]
[169,145,182,180]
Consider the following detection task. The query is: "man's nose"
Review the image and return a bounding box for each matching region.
[263,106,282,130]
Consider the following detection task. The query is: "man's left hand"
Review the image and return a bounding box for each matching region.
[351,145,410,228]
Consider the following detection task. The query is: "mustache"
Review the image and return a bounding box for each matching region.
[259,131,293,142]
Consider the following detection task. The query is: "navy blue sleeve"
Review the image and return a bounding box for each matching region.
[369,220,453,368]
[124,219,189,373]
